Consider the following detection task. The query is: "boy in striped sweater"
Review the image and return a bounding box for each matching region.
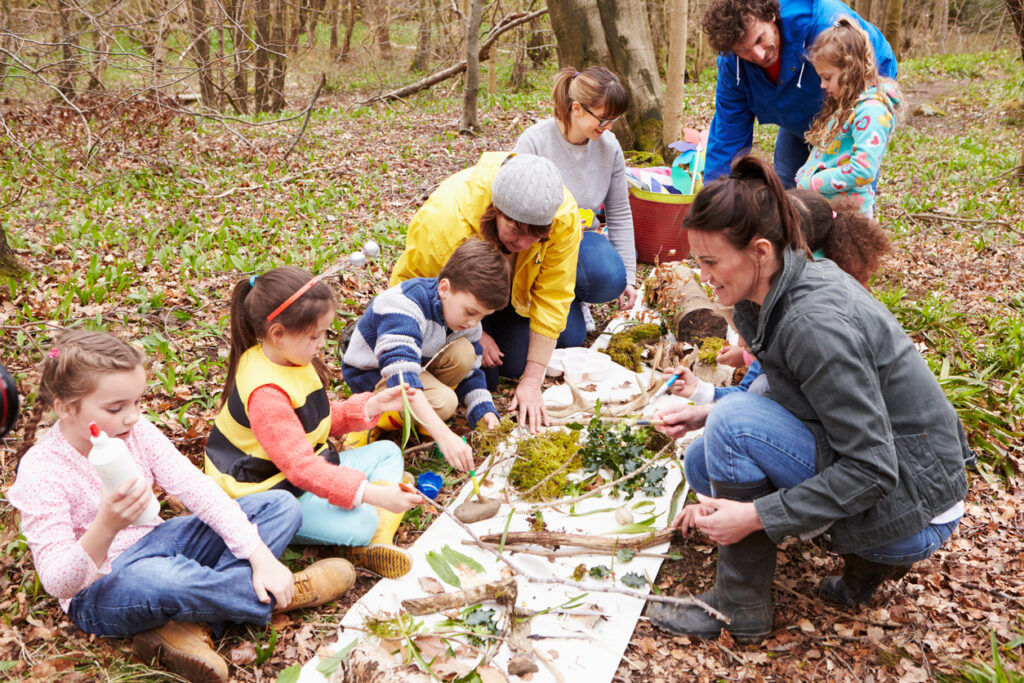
[342,239,510,471]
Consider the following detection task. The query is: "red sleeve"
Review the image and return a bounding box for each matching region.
[248,385,366,509]
[329,392,380,437]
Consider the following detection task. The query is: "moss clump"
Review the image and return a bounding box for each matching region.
[508,429,581,501]
[471,416,517,463]
[601,322,663,372]
[697,336,726,365]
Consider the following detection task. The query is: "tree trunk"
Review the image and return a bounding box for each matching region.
[547,0,610,69]
[460,0,482,132]
[0,0,10,91]
[871,0,887,33]
[0,225,28,280]
[646,0,667,74]
[54,0,78,99]
[253,0,272,112]
[1008,0,1024,183]
[341,0,357,59]
[662,0,688,148]
[595,0,665,156]
[883,0,903,61]
[373,0,391,56]
[86,26,109,91]
[855,0,871,20]
[307,0,324,48]
[932,0,948,44]
[328,0,340,57]
[228,0,249,113]
[270,0,288,111]
[410,0,432,71]
[189,0,219,109]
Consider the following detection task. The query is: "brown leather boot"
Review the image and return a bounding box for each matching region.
[133,621,228,682]
[277,557,356,612]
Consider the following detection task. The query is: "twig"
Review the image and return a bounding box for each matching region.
[774,583,902,628]
[283,72,326,161]
[716,641,745,666]
[533,645,566,683]
[477,529,676,552]
[465,540,681,561]
[399,485,729,621]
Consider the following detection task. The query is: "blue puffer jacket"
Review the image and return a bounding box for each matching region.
[704,0,898,184]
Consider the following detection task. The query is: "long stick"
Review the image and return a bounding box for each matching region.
[477,528,676,552]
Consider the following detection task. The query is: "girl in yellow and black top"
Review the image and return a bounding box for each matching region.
[206,266,424,578]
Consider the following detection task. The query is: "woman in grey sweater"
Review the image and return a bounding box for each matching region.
[513,66,637,335]
[649,156,971,643]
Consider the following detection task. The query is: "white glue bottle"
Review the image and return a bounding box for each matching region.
[88,422,161,526]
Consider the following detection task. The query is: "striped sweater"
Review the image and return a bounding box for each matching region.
[342,277,495,427]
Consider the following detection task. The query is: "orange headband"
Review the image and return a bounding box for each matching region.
[266,276,320,323]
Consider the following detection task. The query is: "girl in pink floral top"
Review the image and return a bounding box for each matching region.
[9,330,352,681]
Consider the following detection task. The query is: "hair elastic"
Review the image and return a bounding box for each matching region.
[832,211,838,219]
[249,275,257,287]
[572,71,579,79]
[266,276,320,323]
[48,348,59,358]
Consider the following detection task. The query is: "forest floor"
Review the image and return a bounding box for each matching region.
[0,48,1023,681]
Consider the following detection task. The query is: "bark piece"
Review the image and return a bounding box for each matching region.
[401,577,517,616]
[454,499,500,523]
[652,264,728,344]
[507,654,539,676]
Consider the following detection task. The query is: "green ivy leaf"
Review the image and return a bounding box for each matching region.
[620,572,648,589]
[465,607,496,627]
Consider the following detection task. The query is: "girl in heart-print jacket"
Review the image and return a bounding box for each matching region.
[795,18,904,216]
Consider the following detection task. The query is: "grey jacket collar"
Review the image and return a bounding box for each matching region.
[736,246,806,357]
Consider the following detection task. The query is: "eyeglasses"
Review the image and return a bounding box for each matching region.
[580,103,620,128]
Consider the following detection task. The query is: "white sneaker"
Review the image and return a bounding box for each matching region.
[580,301,595,333]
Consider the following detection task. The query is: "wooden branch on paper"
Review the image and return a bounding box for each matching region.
[477,528,676,553]
[398,483,729,623]
[465,540,682,561]
[401,577,517,616]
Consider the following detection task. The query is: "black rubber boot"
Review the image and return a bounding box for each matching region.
[819,554,911,606]
[647,479,776,643]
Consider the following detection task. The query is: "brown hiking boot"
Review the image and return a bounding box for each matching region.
[278,557,356,612]
[345,544,413,579]
[133,621,228,682]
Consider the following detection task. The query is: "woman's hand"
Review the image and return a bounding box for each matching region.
[663,365,698,399]
[509,378,548,434]
[362,482,424,513]
[479,331,504,368]
[689,494,763,545]
[248,542,294,607]
[617,284,639,311]
[654,403,712,438]
[670,501,717,534]
[366,384,418,417]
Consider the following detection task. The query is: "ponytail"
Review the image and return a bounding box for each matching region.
[221,266,336,408]
[551,65,629,129]
[685,155,808,257]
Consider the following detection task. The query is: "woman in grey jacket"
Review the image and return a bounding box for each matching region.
[649,156,971,643]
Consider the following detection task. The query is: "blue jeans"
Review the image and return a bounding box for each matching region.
[294,441,404,546]
[683,393,960,566]
[576,231,627,305]
[69,490,302,638]
[774,128,811,189]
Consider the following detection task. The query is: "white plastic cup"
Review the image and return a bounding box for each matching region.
[583,352,612,382]
[563,357,587,384]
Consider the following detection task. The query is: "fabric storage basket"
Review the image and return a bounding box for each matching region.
[629,186,695,265]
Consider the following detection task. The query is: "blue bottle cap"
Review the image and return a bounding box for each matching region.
[417,471,443,500]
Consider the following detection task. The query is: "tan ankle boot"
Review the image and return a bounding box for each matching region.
[278,557,356,612]
[133,621,228,682]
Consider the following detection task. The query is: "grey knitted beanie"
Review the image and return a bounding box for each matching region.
[491,154,564,226]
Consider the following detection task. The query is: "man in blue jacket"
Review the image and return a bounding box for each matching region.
[702,0,897,187]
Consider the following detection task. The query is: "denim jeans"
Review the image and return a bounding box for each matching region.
[576,231,627,304]
[69,490,302,638]
[294,440,404,546]
[774,127,812,189]
[683,392,960,566]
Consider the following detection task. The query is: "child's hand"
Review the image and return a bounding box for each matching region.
[248,542,294,607]
[367,384,419,418]
[481,412,500,429]
[716,344,746,368]
[363,482,423,513]
[664,366,698,398]
[94,478,152,534]
[436,433,474,471]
